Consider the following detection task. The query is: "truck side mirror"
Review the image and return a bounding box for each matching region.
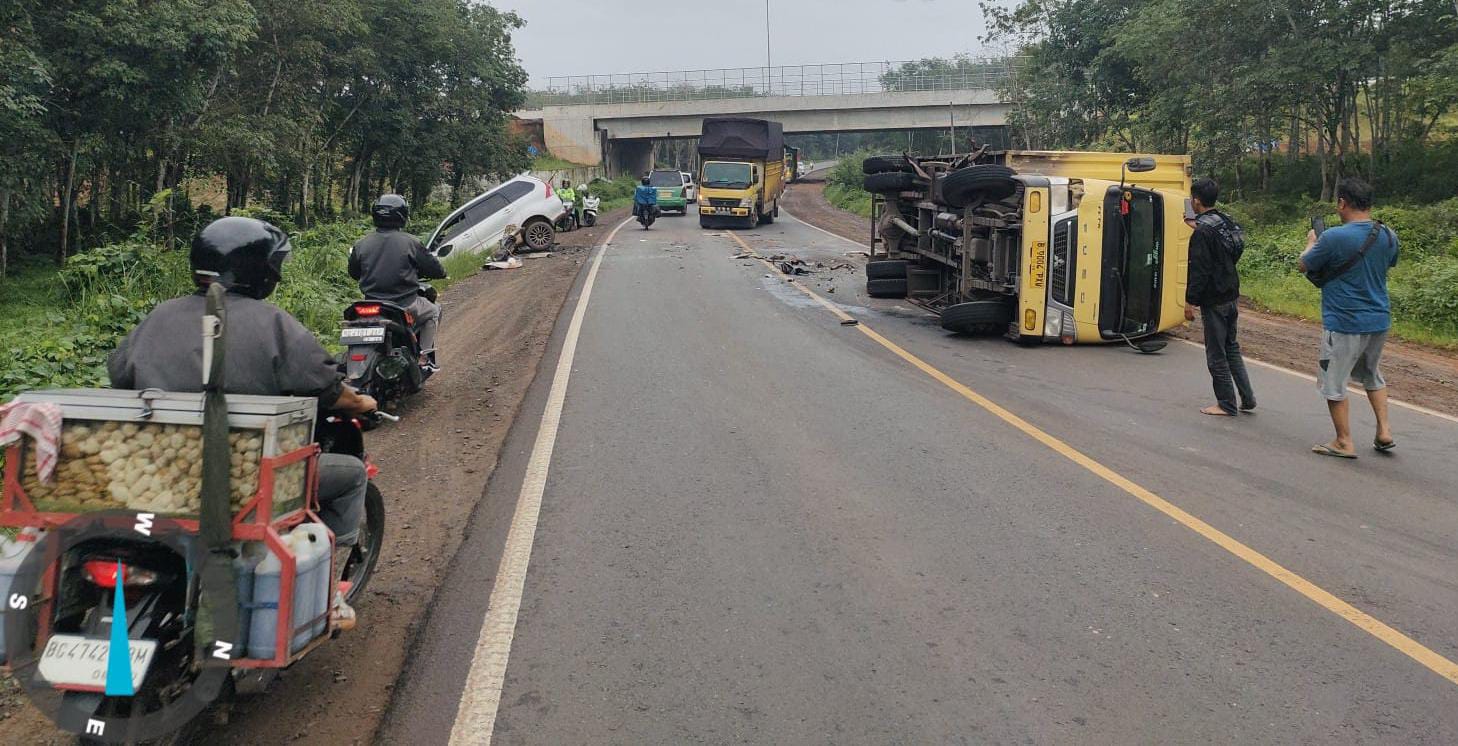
[1124,157,1157,173]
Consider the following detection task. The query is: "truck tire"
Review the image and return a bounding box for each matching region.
[866,278,908,298]
[865,260,909,280]
[863,171,924,194]
[862,155,915,175]
[940,165,1018,209]
[940,299,1014,335]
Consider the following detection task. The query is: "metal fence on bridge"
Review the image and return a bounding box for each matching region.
[529,58,1024,107]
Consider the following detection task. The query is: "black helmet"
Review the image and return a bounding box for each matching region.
[371,194,409,229]
[641,176,650,185]
[190,217,291,300]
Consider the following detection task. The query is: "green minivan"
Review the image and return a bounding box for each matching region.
[649,169,688,214]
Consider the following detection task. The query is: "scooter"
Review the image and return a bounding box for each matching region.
[581,194,600,227]
[340,286,437,409]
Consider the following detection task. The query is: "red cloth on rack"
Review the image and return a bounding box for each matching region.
[0,401,64,483]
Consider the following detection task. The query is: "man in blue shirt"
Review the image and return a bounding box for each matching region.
[633,175,658,218]
[1299,177,1399,458]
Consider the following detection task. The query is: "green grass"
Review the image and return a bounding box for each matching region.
[824,152,874,218]
[531,153,589,171]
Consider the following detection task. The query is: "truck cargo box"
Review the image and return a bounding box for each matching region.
[698,117,785,160]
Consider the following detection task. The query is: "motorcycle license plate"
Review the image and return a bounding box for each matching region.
[340,326,386,345]
[39,635,158,691]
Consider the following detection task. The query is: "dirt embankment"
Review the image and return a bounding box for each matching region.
[782,179,1458,418]
[0,210,627,745]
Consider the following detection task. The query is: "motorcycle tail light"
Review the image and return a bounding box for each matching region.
[82,560,159,589]
[355,304,382,317]
[350,353,367,362]
[365,457,380,479]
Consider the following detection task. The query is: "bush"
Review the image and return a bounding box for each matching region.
[825,151,875,218]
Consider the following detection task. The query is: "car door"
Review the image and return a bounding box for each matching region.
[463,192,514,254]
[479,180,538,247]
[681,172,696,201]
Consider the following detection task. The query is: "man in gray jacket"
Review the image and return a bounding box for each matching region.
[349,194,447,370]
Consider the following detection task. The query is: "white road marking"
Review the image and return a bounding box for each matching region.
[1174,338,1458,424]
[448,217,631,745]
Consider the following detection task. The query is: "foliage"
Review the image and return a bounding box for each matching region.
[983,0,1458,202]
[825,155,873,217]
[583,175,642,213]
[0,1,530,265]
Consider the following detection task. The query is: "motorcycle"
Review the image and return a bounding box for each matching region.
[340,286,437,409]
[635,203,659,230]
[554,199,577,232]
[581,194,600,227]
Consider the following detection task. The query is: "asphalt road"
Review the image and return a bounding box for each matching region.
[384,209,1458,744]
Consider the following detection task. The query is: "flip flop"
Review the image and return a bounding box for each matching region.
[1374,439,1397,452]
[1312,444,1358,459]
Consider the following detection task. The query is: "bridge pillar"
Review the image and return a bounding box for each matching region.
[542,110,603,166]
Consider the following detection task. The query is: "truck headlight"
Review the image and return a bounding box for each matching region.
[1044,311,1062,339]
[739,198,754,208]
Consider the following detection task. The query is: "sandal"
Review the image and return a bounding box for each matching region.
[1312,444,1358,459]
[1374,439,1397,452]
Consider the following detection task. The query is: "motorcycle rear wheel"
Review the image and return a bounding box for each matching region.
[341,482,386,605]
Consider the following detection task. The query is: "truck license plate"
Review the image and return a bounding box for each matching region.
[340,326,386,345]
[714,207,733,215]
[39,635,157,691]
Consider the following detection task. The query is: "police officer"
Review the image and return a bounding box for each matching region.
[108,217,376,552]
[559,179,579,230]
[349,195,446,370]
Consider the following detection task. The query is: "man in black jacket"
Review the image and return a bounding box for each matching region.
[1185,178,1256,416]
[350,195,447,370]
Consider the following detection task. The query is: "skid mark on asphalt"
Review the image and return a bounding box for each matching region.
[448,217,633,745]
[724,229,1458,689]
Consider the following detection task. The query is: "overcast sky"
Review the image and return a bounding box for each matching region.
[498,0,1009,86]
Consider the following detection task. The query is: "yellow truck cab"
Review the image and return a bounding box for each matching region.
[866,150,1192,345]
[697,117,786,229]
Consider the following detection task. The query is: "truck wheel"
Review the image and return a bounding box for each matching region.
[940,299,1014,335]
[865,260,909,280]
[761,202,776,224]
[940,165,1018,209]
[862,155,915,175]
[773,201,780,218]
[863,171,924,194]
[866,278,908,298]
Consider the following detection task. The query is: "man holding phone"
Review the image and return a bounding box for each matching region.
[1299,177,1399,458]
[1184,177,1256,416]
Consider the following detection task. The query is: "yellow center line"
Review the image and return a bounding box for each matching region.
[726,230,1458,688]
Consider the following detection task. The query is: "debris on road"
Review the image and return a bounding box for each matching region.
[483,256,523,270]
[840,319,859,326]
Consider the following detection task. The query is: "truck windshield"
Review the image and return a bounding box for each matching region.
[649,171,681,187]
[702,162,752,189]
[1099,188,1163,336]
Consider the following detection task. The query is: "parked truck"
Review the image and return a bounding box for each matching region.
[698,117,787,229]
[863,150,1193,346]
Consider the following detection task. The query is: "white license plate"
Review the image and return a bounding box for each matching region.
[39,634,158,691]
[659,190,673,199]
[340,326,386,345]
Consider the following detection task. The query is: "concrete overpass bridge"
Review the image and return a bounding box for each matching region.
[516,59,1017,175]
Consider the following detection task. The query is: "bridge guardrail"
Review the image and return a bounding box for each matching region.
[529,58,1025,107]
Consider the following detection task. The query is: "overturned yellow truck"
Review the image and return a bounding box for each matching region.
[863,151,1193,346]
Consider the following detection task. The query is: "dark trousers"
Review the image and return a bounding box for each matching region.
[1202,300,1256,414]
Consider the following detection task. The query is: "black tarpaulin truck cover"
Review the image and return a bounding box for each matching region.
[698,117,785,160]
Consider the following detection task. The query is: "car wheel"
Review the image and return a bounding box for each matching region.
[866,260,909,280]
[523,219,555,251]
[940,299,1014,335]
[866,278,908,298]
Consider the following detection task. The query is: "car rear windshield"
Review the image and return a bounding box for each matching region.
[650,171,681,187]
